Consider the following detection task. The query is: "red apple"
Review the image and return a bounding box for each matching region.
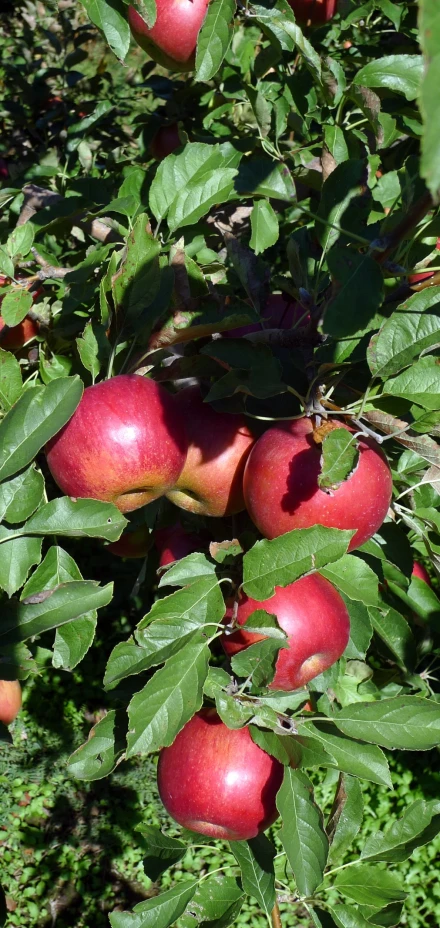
[409,238,440,286]
[166,387,255,517]
[0,158,8,179]
[288,0,337,25]
[128,0,209,72]
[154,522,202,567]
[0,680,22,726]
[243,417,392,551]
[0,315,39,350]
[224,294,310,339]
[151,123,181,161]
[157,708,284,840]
[222,574,350,690]
[46,374,187,514]
[107,525,152,558]
[412,561,431,586]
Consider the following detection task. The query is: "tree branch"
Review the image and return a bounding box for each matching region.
[271,901,282,928]
[18,184,122,245]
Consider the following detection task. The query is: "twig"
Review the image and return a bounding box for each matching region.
[18,183,122,245]
[271,901,282,928]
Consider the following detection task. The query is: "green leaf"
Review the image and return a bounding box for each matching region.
[76,321,110,382]
[383,357,440,409]
[0,247,15,278]
[231,638,287,688]
[242,526,354,600]
[0,377,83,483]
[0,466,44,523]
[325,250,384,338]
[53,615,97,671]
[167,169,237,234]
[320,555,379,606]
[67,709,128,780]
[327,775,364,864]
[367,313,440,380]
[229,834,275,918]
[80,0,130,60]
[0,290,33,326]
[419,0,440,201]
[235,157,296,201]
[129,0,157,29]
[135,825,186,881]
[158,553,216,588]
[250,727,302,767]
[0,580,113,644]
[0,537,42,597]
[361,798,440,863]
[149,143,238,225]
[318,429,359,491]
[126,638,209,757]
[19,497,127,542]
[299,723,392,787]
[368,606,416,670]
[343,599,373,660]
[334,697,440,751]
[277,767,328,896]
[136,576,225,664]
[327,903,389,928]
[0,349,22,412]
[353,55,423,101]
[181,876,244,928]
[21,545,82,600]
[195,0,235,82]
[333,864,406,907]
[249,200,279,255]
[324,126,349,166]
[112,215,161,323]
[316,160,368,254]
[109,883,197,928]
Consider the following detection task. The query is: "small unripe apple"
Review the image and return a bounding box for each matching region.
[154,522,202,567]
[288,0,337,25]
[166,387,255,517]
[46,374,187,514]
[151,124,181,161]
[0,680,22,725]
[128,0,209,72]
[243,418,392,551]
[107,525,151,559]
[157,708,284,840]
[222,574,350,690]
[224,294,309,339]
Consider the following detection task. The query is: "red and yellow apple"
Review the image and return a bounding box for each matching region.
[154,522,202,567]
[157,708,284,840]
[128,0,209,72]
[412,561,431,586]
[243,417,392,551]
[222,574,350,690]
[107,525,152,559]
[166,387,255,517]
[288,0,337,25]
[151,123,181,161]
[0,680,22,725]
[46,374,187,514]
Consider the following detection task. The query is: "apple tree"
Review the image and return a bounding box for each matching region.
[1,0,440,925]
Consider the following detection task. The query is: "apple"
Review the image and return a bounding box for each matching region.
[0,680,22,726]
[412,561,431,586]
[243,417,392,551]
[0,277,41,351]
[128,0,209,72]
[288,0,337,25]
[151,124,181,161]
[154,522,203,567]
[224,294,310,339]
[46,374,187,514]
[222,574,350,690]
[107,525,152,559]
[166,387,255,517]
[0,158,8,180]
[409,238,440,286]
[157,708,284,840]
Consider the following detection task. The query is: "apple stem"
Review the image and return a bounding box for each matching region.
[271,901,282,928]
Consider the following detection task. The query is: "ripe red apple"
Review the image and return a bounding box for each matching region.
[157,708,284,840]
[107,525,152,559]
[154,522,202,567]
[224,294,310,339]
[0,680,22,725]
[222,574,350,690]
[166,387,255,517]
[412,561,431,585]
[0,315,39,350]
[243,418,392,551]
[288,0,337,25]
[0,158,9,180]
[128,0,209,72]
[151,124,181,161]
[409,238,440,286]
[46,374,187,514]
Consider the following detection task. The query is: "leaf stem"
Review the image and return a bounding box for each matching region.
[271,900,282,928]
